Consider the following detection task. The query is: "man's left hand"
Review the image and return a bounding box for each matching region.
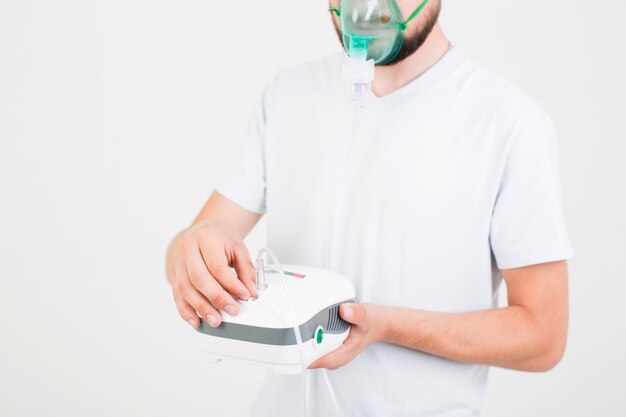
[308,303,390,370]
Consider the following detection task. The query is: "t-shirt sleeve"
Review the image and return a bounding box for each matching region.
[489,104,574,269]
[213,87,270,214]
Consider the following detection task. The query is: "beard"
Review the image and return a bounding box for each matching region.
[331,1,441,66]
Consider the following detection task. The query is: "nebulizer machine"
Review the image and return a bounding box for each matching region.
[193,2,431,416]
[195,248,355,416]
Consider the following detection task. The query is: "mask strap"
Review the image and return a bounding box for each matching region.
[329,0,428,28]
[397,0,429,30]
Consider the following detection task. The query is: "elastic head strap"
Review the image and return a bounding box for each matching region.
[397,0,429,30]
[329,0,428,29]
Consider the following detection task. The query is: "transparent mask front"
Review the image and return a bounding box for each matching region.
[339,0,405,64]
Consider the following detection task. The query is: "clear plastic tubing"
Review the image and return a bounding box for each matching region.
[255,248,345,416]
[255,248,308,417]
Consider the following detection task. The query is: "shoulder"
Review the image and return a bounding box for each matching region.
[463,51,550,117]
[276,53,344,85]
[452,49,556,146]
[263,53,345,103]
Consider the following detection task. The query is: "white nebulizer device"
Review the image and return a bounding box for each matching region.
[195,248,355,416]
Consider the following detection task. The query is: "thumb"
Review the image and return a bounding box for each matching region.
[340,303,366,325]
[231,241,258,298]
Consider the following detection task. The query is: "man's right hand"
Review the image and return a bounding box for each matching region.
[166,219,258,329]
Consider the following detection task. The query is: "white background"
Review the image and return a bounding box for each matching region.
[1,0,625,416]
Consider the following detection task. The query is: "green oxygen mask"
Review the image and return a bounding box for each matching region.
[330,0,429,65]
[330,0,429,109]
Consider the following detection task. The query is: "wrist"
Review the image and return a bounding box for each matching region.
[375,305,395,343]
[377,307,428,347]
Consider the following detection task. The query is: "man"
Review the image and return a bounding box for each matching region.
[165,0,573,415]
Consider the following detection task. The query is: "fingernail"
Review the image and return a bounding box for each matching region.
[187,319,197,328]
[239,293,250,301]
[224,305,238,316]
[206,314,219,327]
[343,305,353,319]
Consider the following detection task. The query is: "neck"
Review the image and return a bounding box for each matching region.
[371,23,450,97]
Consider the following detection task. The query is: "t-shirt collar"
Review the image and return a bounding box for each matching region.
[357,46,468,113]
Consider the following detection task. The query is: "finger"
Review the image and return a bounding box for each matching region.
[173,291,200,328]
[231,242,258,298]
[175,262,223,326]
[308,344,351,370]
[340,303,364,325]
[180,283,223,327]
[313,327,367,369]
[200,241,251,301]
[184,251,240,316]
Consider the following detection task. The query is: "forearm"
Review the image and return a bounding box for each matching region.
[382,304,566,371]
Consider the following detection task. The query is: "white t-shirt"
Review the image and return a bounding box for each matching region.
[215,47,573,417]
